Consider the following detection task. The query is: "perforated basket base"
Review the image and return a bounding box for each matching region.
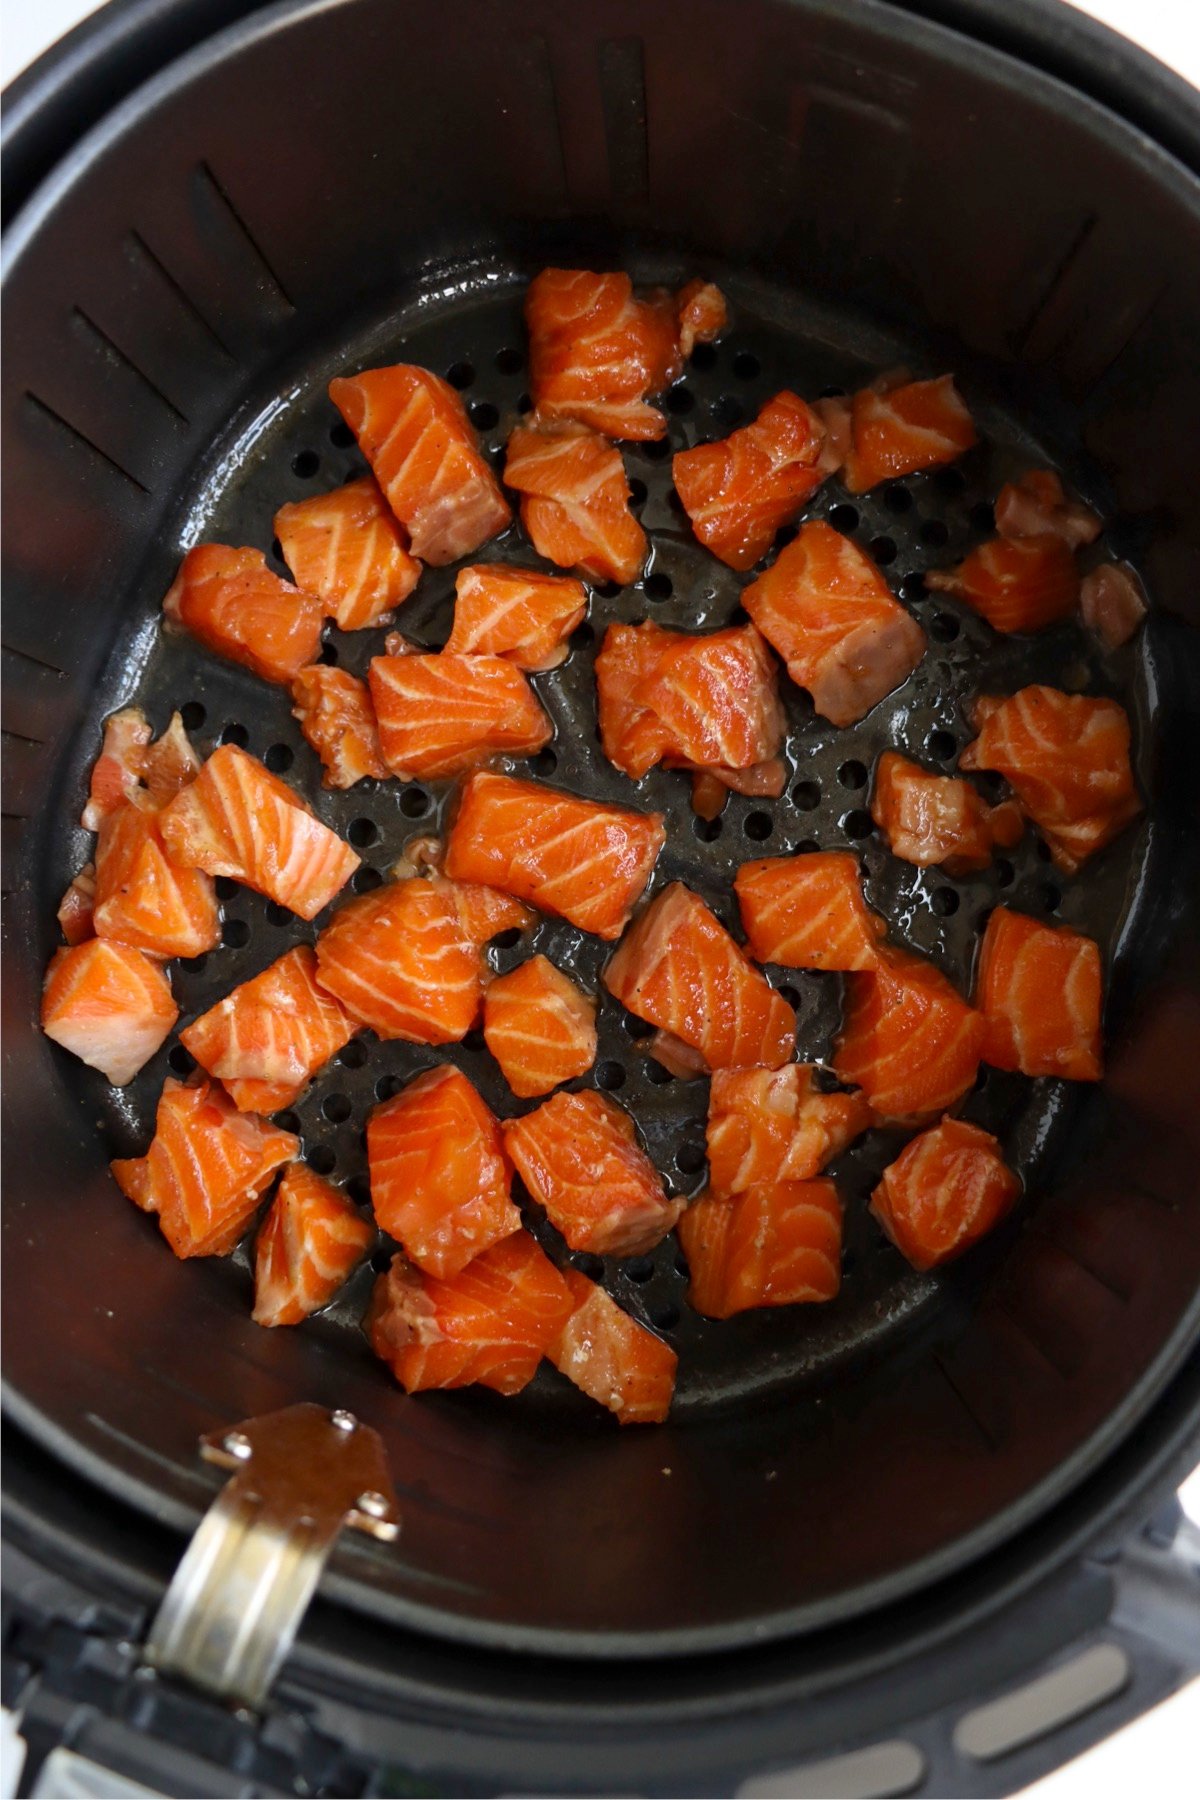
[46,256,1150,1421]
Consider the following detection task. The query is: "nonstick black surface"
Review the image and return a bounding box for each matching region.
[50,262,1152,1417]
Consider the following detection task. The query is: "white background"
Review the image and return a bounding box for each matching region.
[2,1,1198,1796]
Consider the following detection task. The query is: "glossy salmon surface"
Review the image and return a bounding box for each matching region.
[672,392,827,570]
[706,1063,873,1197]
[445,769,664,940]
[870,750,1023,874]
[743,521,926,726]
[483,955,598,1098]
[994,469,1100,550]
[1080,563,1147,650]
[163,545,324,684]
[42,939,177,1086]
[252,1163,373,1326]
[604,883,795,1074]
[181,944,357,1113]
[366,1231,574,1395]
[82,707,201,831]
[444,563,588,671]
[368,649,551,781]
[329,364,511,565]
[841,374,976,494]
[315,872,532,1042]
[57,864,96,945]
[735,850,886,972]
[504,1088,683,1257]
[111,1077,298,1258]
[159,744,359,919]
[674,279,728,358]
[974,907,1103,1080]
[870,1118,1020,1269]
[291,665,388,789]
[368,1065,520,1278]
[525,268,681,440]
[274,475,421,630]
[834,946,984,1120]
[927,536,1079,634]
[504,422,648,586]
[93,806,220,960]
[551,1270,677,1424]
[958,686,1141,874]
[678,1179,842,1319]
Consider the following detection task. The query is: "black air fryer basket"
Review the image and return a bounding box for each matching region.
[3,1,1200,1795]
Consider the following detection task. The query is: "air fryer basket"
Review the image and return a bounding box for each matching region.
[4,0,1200,1758]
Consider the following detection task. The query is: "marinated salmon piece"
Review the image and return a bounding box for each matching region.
[368,1065,520,1278]
[42,939,177,1086]
[111,1077,298,1259]
[604,883,795,1075]
[743,521,926,726]
[551,1270,677,1424]
[871,1118,1020,1270]
[679,1179,842,1319]
[525,268,682,440]
[841,374,976,494]
[159,744,359,918]
[674,278,728,359]
[689,761,789,821]
[593,620,675,779]
[141,712,203,806]
[444,563,588,671]
[163,545,324,684]
[672,392,827,571]
[958,686,1141,874]
[504,1088,683,1257]
[483,955,598,1098]
[504,422,648,587]
[181,944,357,1113]
[707,1064,873,1197]
[291,666,387,789]
[1080,563,1148,650]
[368,650,551,781]
[927,536,1079,634]
[445,769,664,940]
[366,1230,574,1396]
[328,364,512,565]
[870,750,1023,874]
[974,907,1103,1080]
[994,469,1101,550]
[81,707,200,831]
[252,1163,373,1326]
[735,850,887,973]
[93,806,220,960]
[274,476,421,630]
[315,872,532,1042]
[834,946,985,1121]
[57,863,96,945]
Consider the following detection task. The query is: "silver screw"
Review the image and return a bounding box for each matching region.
[356,1490,389,1518]
[330,1409,357,1433]
[223,1431,252,1461]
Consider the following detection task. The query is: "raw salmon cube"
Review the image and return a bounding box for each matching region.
[252,1163,373,1326]
[483,956,598,1098]
[551,1270,677,1424]
[111,1077,298,1258]
[42,939,177,1086]
[840,374,976,493]
[525,267,682,441]
[81,707,200,831]
[93,806,220,960]
[368,1065,521,1278]
[444,769,664,941]
[444,563,588,671]
[1080,563,1147,649]
[994,469,1100,550]
[291,665,388,789]
[735,849,886,972]
[672,391,827,571]
[366,1231,574,1396]
[57,863,96,945]
[274,476,421,630]
[181,943,357,1113]
[871,1119,1020,1269]
[503,1088,683,1257]
[603,883,795,1074]
[504,421,648,587]
[159,744,359,919]
[870,750,1023,874]
[329,364,512,565]
[974,907,1103,1080]
[927,536,1079,634]
[674,279,728,358]
[163,544,325,684]
[834,946,984,1121]
[743,520,926,726]
[367,650,551,781]
[706,1063,873,1197]
[678,1179,842,1319]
